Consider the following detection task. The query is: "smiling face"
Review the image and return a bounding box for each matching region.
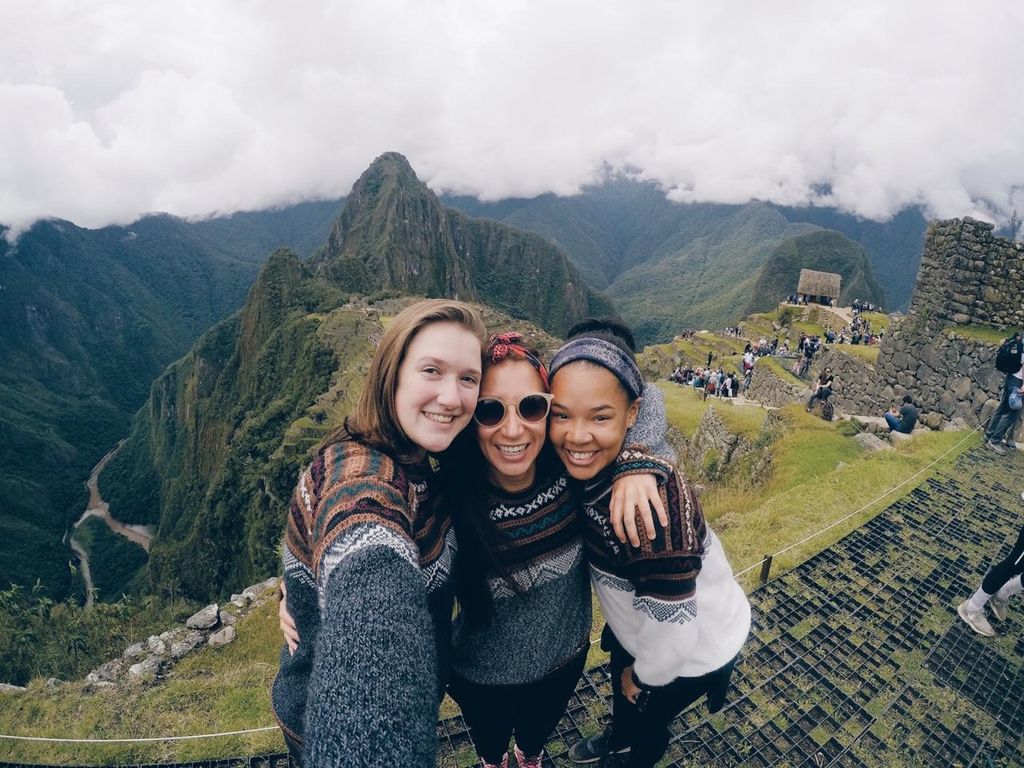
[394,321,482,454]
[476,359,548,493]
[548,361,640,481]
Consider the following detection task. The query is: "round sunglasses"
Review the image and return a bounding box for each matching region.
[473,393,554,428]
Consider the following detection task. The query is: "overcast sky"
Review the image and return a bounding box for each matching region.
[2,0,1023,234]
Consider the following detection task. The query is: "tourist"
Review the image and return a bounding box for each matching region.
[958,492,1024,636]
[272,299,487,767]
[807,367,834,412]
[548,320,750,768]
[884,395,919,434]
[985,331,1024,454]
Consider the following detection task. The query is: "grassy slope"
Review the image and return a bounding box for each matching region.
[946,324,1014,345]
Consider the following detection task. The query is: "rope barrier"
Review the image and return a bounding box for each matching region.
[0,727,279,744]
[733,421,985,580]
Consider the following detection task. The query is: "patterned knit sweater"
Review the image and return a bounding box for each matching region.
[271,439,455,765]
[451,460,591,685]
[451,387,677,686]
[582,459,751,686]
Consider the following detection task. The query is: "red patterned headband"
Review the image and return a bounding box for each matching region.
[486,332,550,390]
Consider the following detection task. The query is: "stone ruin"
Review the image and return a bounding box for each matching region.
[811,217,1022,439]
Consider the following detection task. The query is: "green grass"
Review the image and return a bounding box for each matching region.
[945,324,1013,346]
[829,343,880,364]
[705,410,979,589]
[758,355,804,386]
[0,588,285,765]
[860,311,889,332]
[714,402,768,440]
[655,382,714,438]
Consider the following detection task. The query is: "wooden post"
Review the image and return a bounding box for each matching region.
[759,554,774,586]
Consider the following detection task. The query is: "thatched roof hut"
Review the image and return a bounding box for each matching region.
[797,269,841,300]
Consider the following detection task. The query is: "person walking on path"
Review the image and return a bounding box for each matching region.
[958,492,1024,636]
[986,332,1024,454]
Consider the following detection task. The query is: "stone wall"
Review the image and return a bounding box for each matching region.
[909,217,1024,329]
[746,363,805,408]
[816,217,1022,439]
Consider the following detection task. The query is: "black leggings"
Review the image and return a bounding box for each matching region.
[982,526,1024,595]
[448,646,588,763]
[604,626,737,768]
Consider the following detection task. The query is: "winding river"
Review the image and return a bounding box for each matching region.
[65,439,155,608]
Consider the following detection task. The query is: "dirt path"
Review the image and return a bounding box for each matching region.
[67,439,156,606]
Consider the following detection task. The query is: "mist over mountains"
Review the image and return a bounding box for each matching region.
[1,152,924,601]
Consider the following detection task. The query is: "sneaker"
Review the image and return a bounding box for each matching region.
[568,731,630,764]
[482,753,509,768]
[986,440,1007,455]
[991,595,1010,621]
[513,745,543,768]
[958,601,996,636]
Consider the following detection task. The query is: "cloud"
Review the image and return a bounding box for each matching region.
[2,0,1023,234]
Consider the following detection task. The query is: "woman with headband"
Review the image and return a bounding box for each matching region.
[547,319,750,768]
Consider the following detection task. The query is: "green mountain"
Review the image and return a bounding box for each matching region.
[746,230,886,315]
[0,216,268,598]
[445,180,927,337]
[315,153,612,331]
[0,199,342,600]
[101,153,604,601]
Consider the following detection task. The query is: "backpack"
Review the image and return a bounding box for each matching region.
[996,340,1023,375]
[821,400,835,421]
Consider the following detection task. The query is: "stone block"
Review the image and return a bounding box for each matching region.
[208,626,237,648]
[147,636,167,656]
[951,377,972,399]
[128,657,162,680]
[855,433,892,452]
[943,417,971,431]
[186,603,220,630]
[0,683,27,694]
[123,642,147,660]
[888,430,914,443]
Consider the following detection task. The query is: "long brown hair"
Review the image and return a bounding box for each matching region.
[323,299,486,459]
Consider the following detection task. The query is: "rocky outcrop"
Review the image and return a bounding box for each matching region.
[77,577,277,692]
[687,407,749,477]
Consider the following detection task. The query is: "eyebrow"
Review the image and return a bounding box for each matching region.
[551,401,615,412]
[415,356,481,376]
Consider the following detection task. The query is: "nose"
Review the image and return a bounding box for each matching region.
[435,376,461,409]
[501,407,525,437]
[566,419,589,445]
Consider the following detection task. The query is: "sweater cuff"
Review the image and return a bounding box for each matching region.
[631,667,658,691]
[613,447,673,484]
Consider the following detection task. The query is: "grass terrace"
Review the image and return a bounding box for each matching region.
[945,323,1014,346]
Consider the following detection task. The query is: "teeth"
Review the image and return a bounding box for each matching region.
[498,445,527,456]
[568,450,597,461]
[424,413,455,424]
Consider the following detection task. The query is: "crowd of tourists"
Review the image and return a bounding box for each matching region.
[272,300,751,768]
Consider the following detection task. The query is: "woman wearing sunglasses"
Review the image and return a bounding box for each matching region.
[441,333,673,768]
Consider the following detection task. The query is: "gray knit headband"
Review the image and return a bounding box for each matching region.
[549,338,645,400]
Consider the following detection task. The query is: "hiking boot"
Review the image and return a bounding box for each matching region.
[568,731,630,764]
[991,595,1010,621]
[986,440,1007,455]
[482,753,509,768]
[958,601,996,637]
[513,745,543,768]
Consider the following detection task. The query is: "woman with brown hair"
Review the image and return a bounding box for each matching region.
[272,298,487,768]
